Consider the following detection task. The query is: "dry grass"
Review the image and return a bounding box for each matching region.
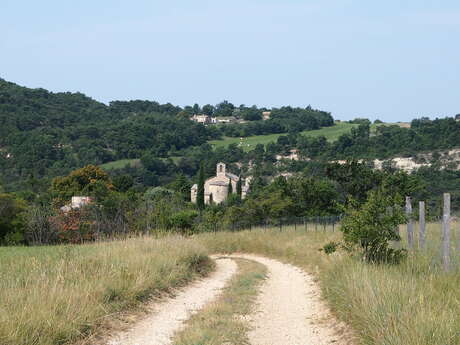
[194,223,460,345]
[0,237,212,345]
[2,222,459,345]
[172,258,266,345]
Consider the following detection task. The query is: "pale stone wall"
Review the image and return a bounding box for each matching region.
[192,163,247,205]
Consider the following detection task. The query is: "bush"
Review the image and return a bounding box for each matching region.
[322,241,339,255]
[340,190,407,264]
[169,210,199,232]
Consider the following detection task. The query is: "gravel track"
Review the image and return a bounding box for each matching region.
[226,254,351,345]
[106,258,237,345]
[105,254,351,345]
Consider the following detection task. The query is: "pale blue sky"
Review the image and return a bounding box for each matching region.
[1,1,459,121]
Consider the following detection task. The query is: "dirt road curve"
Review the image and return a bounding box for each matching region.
[106,254,351,345]
[106,258,237,345]
[226,254,350,345]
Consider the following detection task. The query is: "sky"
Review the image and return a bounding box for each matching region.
[1,0,459,122]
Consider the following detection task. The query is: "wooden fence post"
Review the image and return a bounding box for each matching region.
[419,201,426,250]
[406,196,414,249]
[442,193,451,271]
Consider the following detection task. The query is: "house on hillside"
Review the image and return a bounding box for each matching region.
[60,196,93,213]
[191,163,249,204]
[191,114,217,124]
[262,111,271,120]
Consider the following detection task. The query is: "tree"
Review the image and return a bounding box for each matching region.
[170,173,191,201]
[340,189,406,263]
[197,163,205,210]
[52,165,114,206]
[0,193,26,244]
[202,104,214,116]
[236,177,242,200]
[228,178,233,196]
[113,175,134,192]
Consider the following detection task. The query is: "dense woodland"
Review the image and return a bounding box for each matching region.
[0,78,459,245]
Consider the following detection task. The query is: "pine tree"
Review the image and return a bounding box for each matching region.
[209,193,213,205]
[227,178,233,196]
[197,163,205,210]
[236,176,242,200]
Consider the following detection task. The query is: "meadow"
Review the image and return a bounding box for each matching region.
[0,237,212,345]
[1,222,459,345]
[209,122,360,151]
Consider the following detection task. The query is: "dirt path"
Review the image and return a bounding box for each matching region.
[226,254,351,345]
[106,258,237,345]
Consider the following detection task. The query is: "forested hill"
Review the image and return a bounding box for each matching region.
[0,79,211,188]
[0,79,334,191]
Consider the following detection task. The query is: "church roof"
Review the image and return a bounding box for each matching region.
[225,172,239,181]
[209,181,228,186]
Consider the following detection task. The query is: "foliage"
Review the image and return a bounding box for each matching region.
[169,210,199,232]
[197,164,205,210]
[322,241,339,254]
[51,165,114,205]
[0,193,26,244]
[340,190,407,263]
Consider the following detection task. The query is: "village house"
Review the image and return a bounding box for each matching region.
[60,196,93,213]
[262,111,271,120]
[191,114,217,124]
[191,163,249,204]
[276,149,300,161]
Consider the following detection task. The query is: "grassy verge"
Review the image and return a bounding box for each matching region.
[194,224,460,345]
[0,237,213,345]
[172,258,266,345]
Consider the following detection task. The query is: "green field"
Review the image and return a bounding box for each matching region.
[100,156,183,171]
[208,122,396,151]
[209,122,360,151]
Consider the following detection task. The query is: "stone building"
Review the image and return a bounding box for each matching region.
[191,163,249,204]
[60,196,93,213]
[191,114,217,124]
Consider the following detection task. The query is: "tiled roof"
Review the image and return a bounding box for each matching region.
[209,181,229,186]
[225,172,239,181]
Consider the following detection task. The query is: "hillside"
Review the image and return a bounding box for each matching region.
[0,79,336,191]
[0,79,215,190]
[0,78,458,197]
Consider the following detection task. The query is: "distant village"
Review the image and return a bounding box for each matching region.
[190,111,271,125]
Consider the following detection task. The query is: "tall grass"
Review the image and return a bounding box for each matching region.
[2,222,459,345]
[195,222,460,345]
[0,237,212,345]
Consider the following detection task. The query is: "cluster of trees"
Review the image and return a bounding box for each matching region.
[219,106,334,137]
[2,156,459,247]
[293,118,460,160]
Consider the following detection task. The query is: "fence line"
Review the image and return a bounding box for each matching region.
[419,201,426,250]
[442,193,451,271]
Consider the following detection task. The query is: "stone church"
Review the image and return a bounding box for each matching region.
[191,163,249,204]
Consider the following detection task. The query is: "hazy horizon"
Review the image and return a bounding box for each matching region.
[2,1,459,122]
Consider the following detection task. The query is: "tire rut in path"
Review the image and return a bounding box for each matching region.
[106,258,237,345]
[226,254,351,345]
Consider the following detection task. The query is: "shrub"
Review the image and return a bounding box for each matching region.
[169,210,199,232]
[340,190,407,264]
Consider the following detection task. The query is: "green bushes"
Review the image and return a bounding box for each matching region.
[340,190,407,263]
[0,193,26,245]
